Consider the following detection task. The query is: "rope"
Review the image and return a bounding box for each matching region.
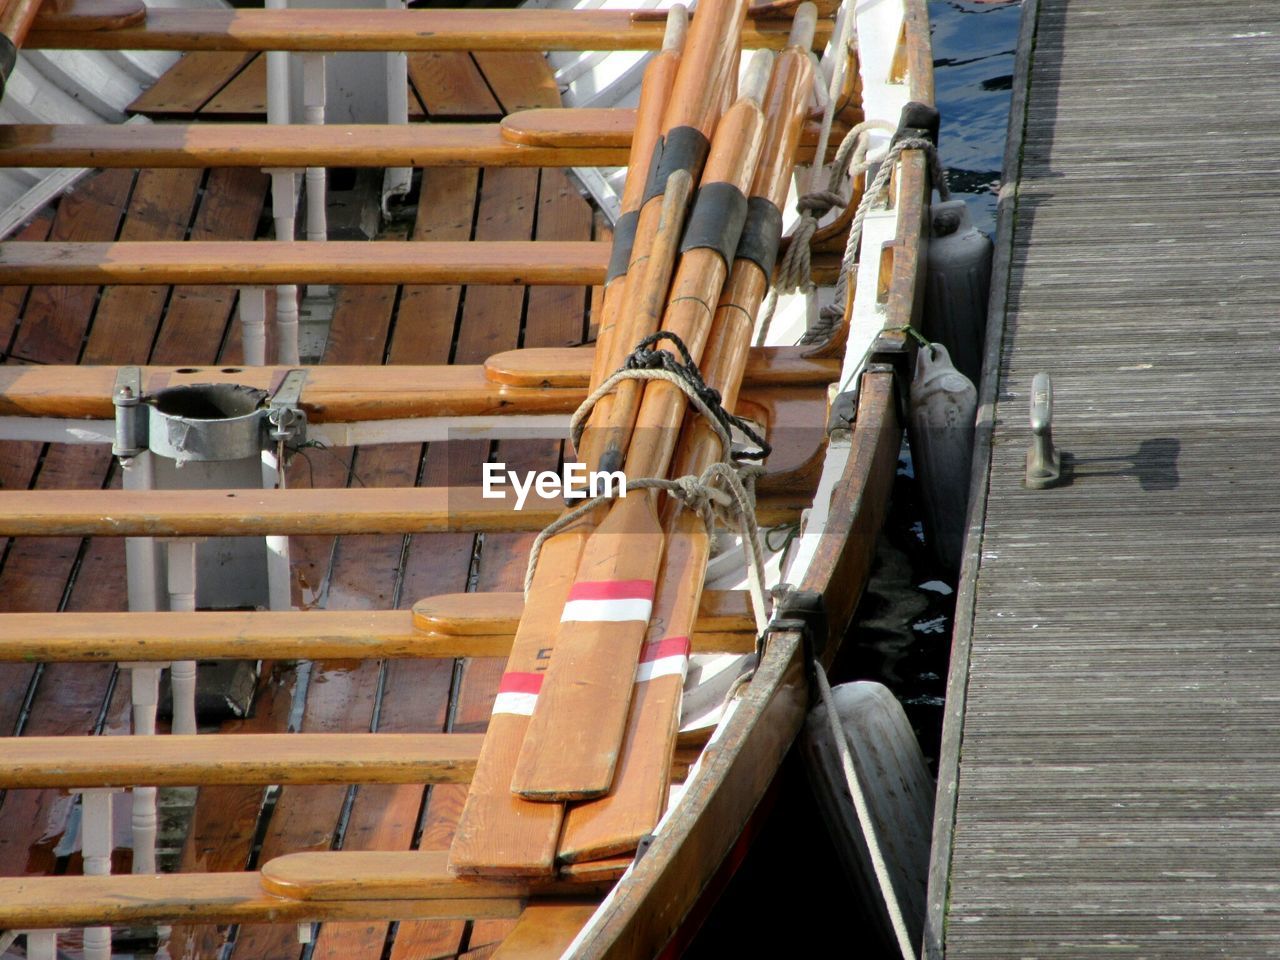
[757,130,950,348]
[813,666,919,960]
[569,332,771,463]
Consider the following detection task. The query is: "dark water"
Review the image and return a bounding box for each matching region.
[688,3,1021,955]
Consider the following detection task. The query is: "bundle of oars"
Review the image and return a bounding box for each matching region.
[450,0,818,877]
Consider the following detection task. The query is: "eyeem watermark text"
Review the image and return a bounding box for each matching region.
[483,462,626,510]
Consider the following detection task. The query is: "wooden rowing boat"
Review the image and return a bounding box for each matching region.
[0,0,934,955]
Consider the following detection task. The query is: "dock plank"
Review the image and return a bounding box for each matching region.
[928,1,1280,956]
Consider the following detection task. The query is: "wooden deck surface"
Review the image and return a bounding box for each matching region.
[0,49,597,960]
[927,1,1280,956]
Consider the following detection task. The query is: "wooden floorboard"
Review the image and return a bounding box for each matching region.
[930,1,1280,956]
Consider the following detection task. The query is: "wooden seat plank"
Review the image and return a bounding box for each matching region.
[0,123,625,169]
[0,873,525,928]
[28,8,823,52]
[0,240,608,286]
[498,106,839,153]
[27,0,146,32]
[0,354,834,422]
[261,851,609,901]
[0,733,483,788]
[0,598,754,662]
[413,588,753,638]
[0,487,566,537]
[484,344,837,388]
[0,110,847,169]
[127,51,256,116]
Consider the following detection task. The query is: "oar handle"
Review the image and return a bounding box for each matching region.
[0,0,41,97]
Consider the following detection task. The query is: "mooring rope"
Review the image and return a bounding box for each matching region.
[757,130,950,348]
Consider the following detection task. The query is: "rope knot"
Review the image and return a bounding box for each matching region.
[796,189,847,218]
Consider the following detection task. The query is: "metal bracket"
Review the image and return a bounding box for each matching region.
[1025,371,1061,489]
[111,365,146,460]
[267,368,309,447]
[633,832,656,863]
[768,586,829,664]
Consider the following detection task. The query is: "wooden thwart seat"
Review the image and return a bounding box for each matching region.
[0,733,483,788]
[0,112,847,169]
[27,8,827,52]
[0,241,608,286]
[0,486,805,536]
[0,356,835,422]
[0,591,756,662]
[0,487,562,536]
[0,852,615,928]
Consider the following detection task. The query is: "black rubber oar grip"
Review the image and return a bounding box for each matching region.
[734,196,783,279]
[605,210,641,283]
[641,126,711,205]
[0,34,17,101]
[679,181,749,268]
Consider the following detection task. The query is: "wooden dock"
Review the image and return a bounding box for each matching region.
[926,0,1280,955]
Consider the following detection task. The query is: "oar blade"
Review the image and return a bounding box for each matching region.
[510,498,665,800]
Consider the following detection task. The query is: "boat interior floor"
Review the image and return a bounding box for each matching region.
[0,49,613,960]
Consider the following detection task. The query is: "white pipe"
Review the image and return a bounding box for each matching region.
[382,0,411,211]
[122,451,159,612]
[25,932,59,960]
[121,449,162,877]
[271,176,301,366]
[265,0,300,365]
[302,53,329,301]
[238,286,267,366]
[261,449,293,612]
[129,666,159,875]
[166,540,198,736]
[82,788,114,960]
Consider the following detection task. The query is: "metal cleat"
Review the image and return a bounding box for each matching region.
[1025,371,1060,489]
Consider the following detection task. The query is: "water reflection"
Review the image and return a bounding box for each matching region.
[930,0,1023,234]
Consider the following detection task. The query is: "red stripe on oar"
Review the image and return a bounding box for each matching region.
[566,579,656,602]
[639,636,691,662]
[498,671,544,695]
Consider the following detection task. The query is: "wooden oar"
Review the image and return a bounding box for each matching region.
[594,52,773,471]
[448,176,692,877]
[511,40,766,803]
[589,6,686,392]
[0,0,46,96]
[558,10,818,862]
[581,0,750,475]
[448,9,690,879]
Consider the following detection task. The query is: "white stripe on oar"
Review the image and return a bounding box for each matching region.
[560,579,655,623]
[492,671,544,717]
[635,636,690,683]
